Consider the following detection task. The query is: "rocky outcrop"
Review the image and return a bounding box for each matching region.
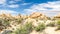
[29,12,49,20]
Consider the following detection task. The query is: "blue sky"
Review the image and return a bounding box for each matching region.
[0,0,60,17]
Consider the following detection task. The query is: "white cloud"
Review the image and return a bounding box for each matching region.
[0,0,6,4]
[23,1,60,17]
[8,4,19,8]
[9,1,16,4]
[21,3,31,5]
[0,0,19,8]
[14,0,21,1]
[0,10,19,15]
[9,0,22,4]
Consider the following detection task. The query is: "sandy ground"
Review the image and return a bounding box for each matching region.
[44,27,60,34]
[30,27,60,34]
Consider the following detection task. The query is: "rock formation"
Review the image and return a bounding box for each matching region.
[29,12,49,20]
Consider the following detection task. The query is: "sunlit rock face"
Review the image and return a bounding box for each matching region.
[29,12,49,20]
[0,13,13,19]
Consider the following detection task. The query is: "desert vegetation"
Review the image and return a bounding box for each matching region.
[0,12,60,34]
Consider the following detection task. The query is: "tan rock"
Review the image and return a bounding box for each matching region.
[29,12,48,20]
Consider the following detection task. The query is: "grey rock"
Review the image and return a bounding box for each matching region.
[1,30,12,34]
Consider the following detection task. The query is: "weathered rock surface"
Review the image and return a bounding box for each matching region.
[29,12,49,20]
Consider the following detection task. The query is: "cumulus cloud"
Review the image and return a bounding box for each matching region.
[0,0,20,8]
[14,0,22,1]
[23,1,60,17]
[7,4,19,8]
[21,3,31,5]
[0,0,6,4]
[9,1,16,4]
[9,0,22,4]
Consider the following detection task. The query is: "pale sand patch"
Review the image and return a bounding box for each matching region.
[30,30,40,34]
[44,27,60,34]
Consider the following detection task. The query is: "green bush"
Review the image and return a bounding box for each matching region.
[24,22,33,31]
[15,18,23,24]
[47,22,55,27]
[3,19,10,26]
[15,28,28,34]
[14,22,33,34]
[0,18,10,29]
[57,25,60,30]
[57,20,60,25]
[55,20,60,31]
[34,23,46,32]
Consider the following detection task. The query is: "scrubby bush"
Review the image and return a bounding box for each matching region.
[15,18,23,24]
[34,23,46,32]
[57,20,60,25]
[55,20,60,31]
[57,25,60,30]
[15,28,28,34]
[0,18,9,30]
[47,22,55,27]
[3,19,10,27]
[24,22,33,31]
[14,22,33,34]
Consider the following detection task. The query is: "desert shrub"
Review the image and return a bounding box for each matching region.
[47,22,55,27]
[14,27,29,34]
[57,20,60,25]
[55,20,60,31]
[14,22,33,34]
[34,23,46,32]
[57,25,60,30]
[15,18,23,24]
[0,18,9,29]
[47,17,51,20]
[24,22,33,31]
[3,19,10,26]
